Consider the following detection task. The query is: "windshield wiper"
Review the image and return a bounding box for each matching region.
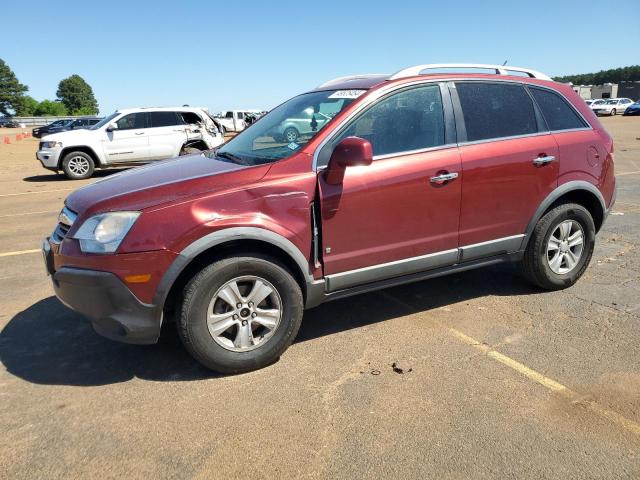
[216,151,245,164]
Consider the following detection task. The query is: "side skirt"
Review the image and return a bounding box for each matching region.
[305,251,524,308]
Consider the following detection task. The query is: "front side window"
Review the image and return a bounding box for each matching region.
[530,88,587,131]
[211,89,361,166]
[150,111,180,127]
[456,82,537,142]
[116,113,148,130]
[323,84,445,161]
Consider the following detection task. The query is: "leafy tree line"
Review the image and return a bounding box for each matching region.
[553,65,640,85]
[0,58,99,117]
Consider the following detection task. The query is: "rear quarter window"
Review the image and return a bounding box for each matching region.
[530,88,588,131]
[455,82,538,142]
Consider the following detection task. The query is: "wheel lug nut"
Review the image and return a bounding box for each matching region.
[236,303,242,308]
[241,320,248,326]
[251,312,257,318]
[233,314,238,320]
[248,302,253,307]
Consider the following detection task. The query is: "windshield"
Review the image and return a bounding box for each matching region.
[209,89,365,166]
[604,100,618,105]
[90,112,119,130]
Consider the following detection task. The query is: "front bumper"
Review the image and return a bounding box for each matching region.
[36,149,61,169]
[43,240,162,344]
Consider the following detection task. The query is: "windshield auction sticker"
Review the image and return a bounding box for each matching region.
[328,90,367,99]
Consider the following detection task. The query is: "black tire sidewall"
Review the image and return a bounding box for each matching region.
[535,205,595,288]
[180,257,303,373]
[62,151,94,180]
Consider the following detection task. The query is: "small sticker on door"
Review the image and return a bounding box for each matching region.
[287,142,299,150]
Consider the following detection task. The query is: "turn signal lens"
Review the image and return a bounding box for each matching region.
[124,274,151,283]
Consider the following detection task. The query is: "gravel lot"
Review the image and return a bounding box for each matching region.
[1,117,639,479]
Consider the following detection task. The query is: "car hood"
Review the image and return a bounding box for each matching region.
[41,128,94,141]
[65,153,270,215]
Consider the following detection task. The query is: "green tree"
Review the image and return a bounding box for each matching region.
[553,65,640,84]
[0,58,28,115]
[56,74,98,115]
[34,100,68,116]
[14,95,39,116]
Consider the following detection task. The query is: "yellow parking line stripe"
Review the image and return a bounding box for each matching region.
[449,328,640,436]
[0,188,73,198]
[617,170,640,177]
[0,249,41,258]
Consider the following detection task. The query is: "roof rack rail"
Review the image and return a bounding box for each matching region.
[388,63,552,81]
[317,74,389,89]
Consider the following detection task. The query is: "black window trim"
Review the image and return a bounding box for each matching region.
[149,110,182,129]
[525,85,591,133]
[315,81,457,169]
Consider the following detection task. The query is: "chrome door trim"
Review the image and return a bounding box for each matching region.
[325,249,459,292]
[325,234,528,292]
[459,234,525,262]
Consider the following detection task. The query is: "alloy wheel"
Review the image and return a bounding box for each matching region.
[67,156,90,176]
[546,220,584,274]
[206,275,282,352]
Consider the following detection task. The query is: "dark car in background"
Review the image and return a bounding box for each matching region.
[0,118,21,128]
[33,118,102,138]
[623,101,640,116]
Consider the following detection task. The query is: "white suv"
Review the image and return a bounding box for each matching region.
[36,107,225,179]
[591,98,634,116]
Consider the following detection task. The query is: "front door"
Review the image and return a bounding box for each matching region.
[453,81,559,259]
[103,112,150,162]
[318,83,461,291]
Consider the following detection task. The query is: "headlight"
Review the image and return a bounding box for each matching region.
[40,141,63,148]
[72,211,140,253]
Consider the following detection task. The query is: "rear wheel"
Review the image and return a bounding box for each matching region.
[61,151,94,180]
[178,255,304,373]
[521,203,595,290]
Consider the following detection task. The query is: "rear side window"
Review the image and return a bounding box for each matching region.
[455,82,537,142]
[150,111,180,127]
[180,112,203,124]
[331,84,445,158]
[530,88,587,131]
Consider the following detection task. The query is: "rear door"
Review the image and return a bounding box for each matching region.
[452,81,559,260]
[103,112,150,162]
[147,111,187,160]
[318,83,462,290]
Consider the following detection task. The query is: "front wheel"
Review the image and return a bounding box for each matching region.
[61,151,95,180]
[178,255,304,374]
[610,108,616,116]
[283,127,299,143]
[521,203,595,290]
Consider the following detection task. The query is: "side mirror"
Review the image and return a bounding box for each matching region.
[324,136,373,185]
[106,123,118,132]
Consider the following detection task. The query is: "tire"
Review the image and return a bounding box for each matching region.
[61,151,95,180]
[521,203,595,290]
[610,109,616,116]
[178,255,304,374]
[179,146,201,156]
[283,127,299,143]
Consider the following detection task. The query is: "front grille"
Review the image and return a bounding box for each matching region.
[51,206,77,243]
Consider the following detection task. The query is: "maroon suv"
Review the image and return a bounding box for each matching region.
[43,64,616,373]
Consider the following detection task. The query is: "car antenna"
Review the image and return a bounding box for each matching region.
[502,60,508,66]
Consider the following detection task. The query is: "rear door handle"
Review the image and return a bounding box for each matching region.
[430,172,459,184]
[533,155,555,166]
[135,132,145,135]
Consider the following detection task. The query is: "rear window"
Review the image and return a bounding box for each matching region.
[455,82,537,142]
[530,88,588,131]
[150,111,180,127]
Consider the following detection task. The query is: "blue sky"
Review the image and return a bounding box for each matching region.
[3,0,639,115]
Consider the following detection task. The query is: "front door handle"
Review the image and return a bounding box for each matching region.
[533,155,555,166]
[135,132,145,135]
[430,172,459,184]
